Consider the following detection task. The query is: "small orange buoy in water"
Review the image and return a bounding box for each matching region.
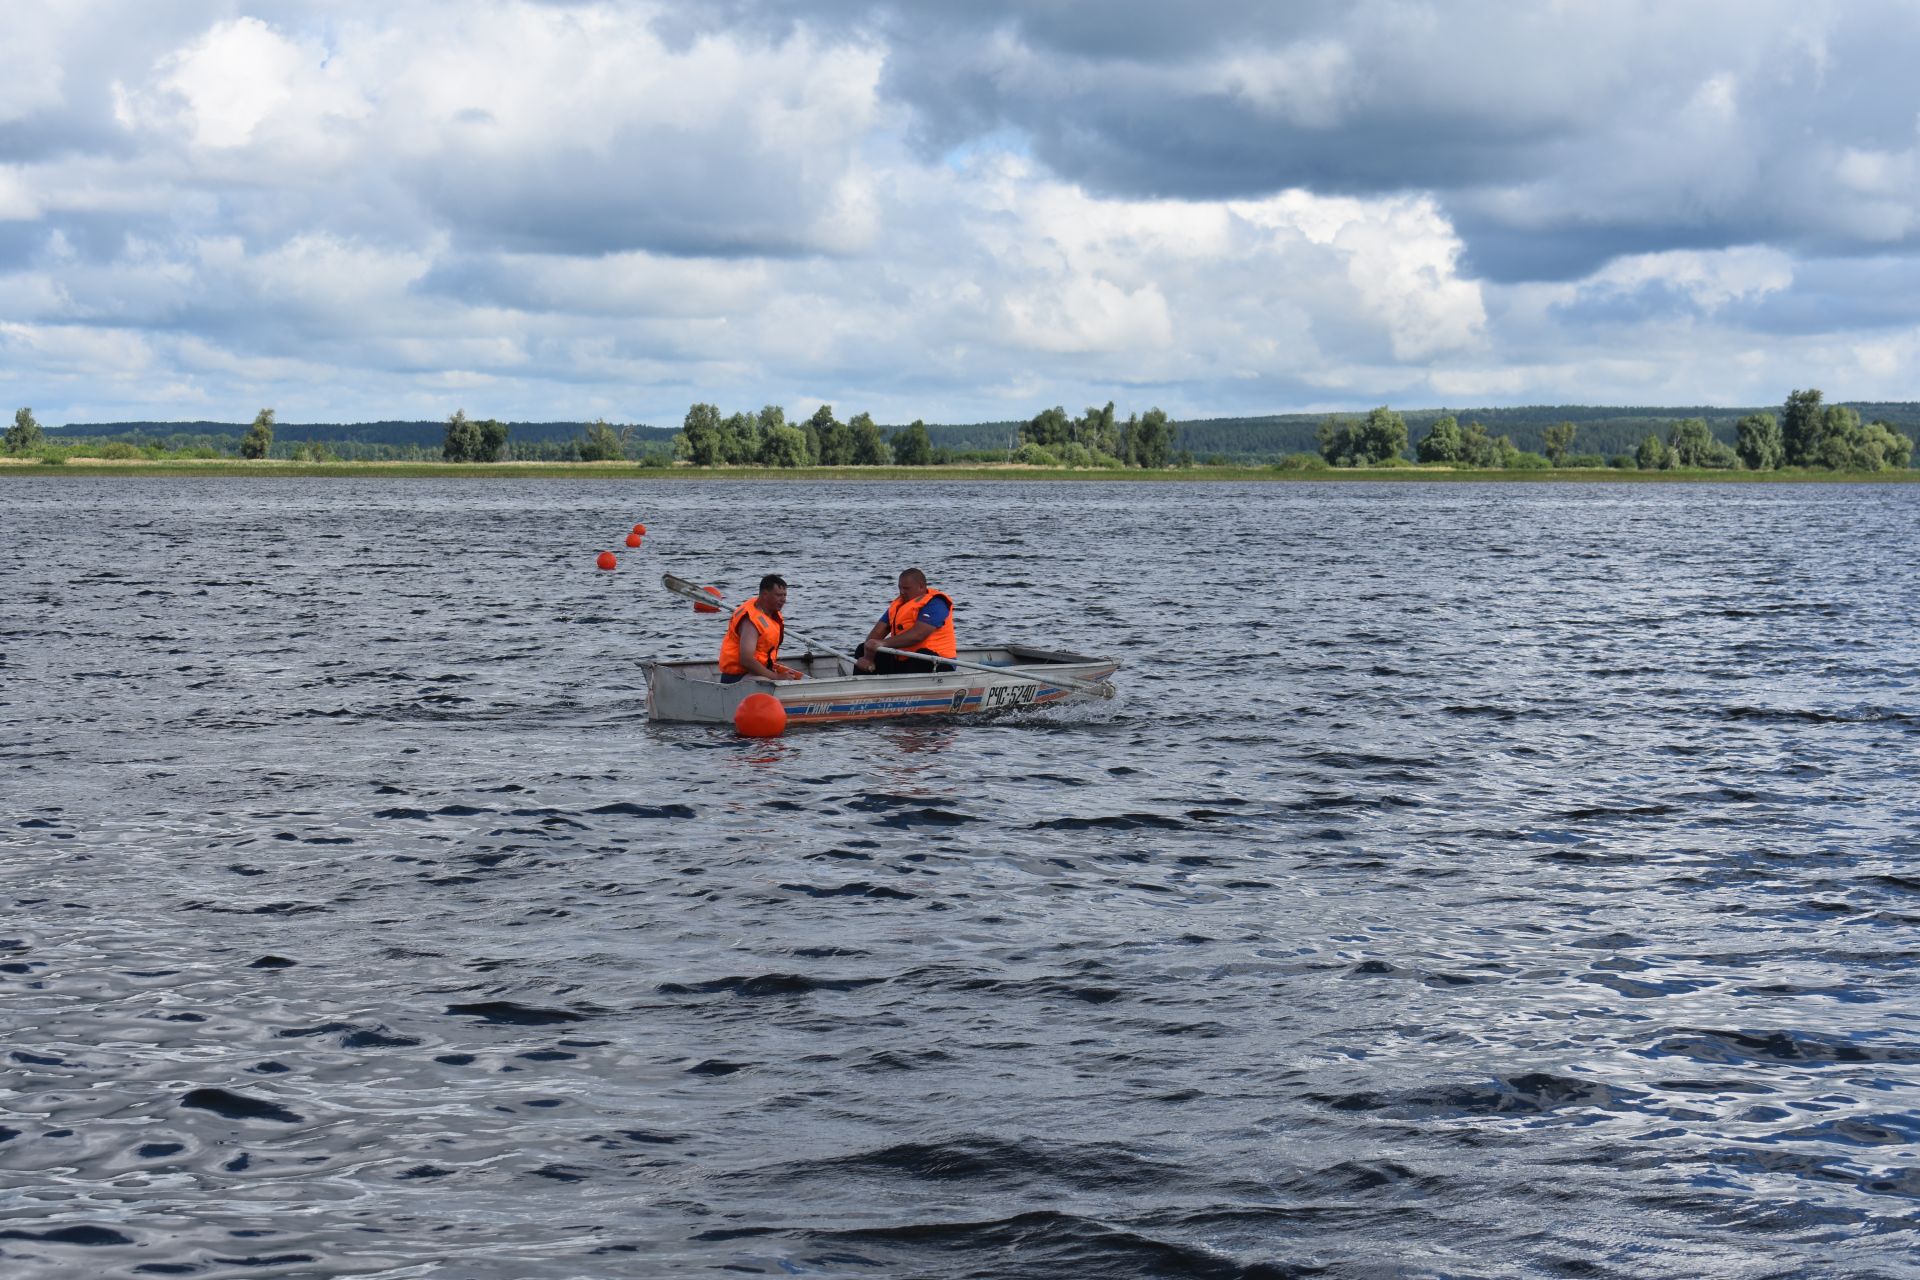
[734,692,786,737]
[624,532,642,548]
[693,585,722,614]
[632,523,647,535]
[596,551,617,571]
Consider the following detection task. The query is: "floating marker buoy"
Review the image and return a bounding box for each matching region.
[632,523,647,535]
[734,692,786,738]
[693,585,722,614]
[596,551,617,571]
[624,532,642,548]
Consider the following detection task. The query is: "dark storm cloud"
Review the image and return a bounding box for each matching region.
[1452,222,1752,286]
[691,1,1920,281]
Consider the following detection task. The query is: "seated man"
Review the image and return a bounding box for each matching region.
[718,574,805,684]
[854,568,956,675]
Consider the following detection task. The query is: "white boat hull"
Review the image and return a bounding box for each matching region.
[644,645,1120,725]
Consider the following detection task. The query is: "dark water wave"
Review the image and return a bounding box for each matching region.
[4,477,1919,1278]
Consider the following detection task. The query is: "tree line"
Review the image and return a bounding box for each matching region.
[668,400,1185,468]
[1013,403,1180,468]
[1310,389,1914,471]
[9,391,1915,471]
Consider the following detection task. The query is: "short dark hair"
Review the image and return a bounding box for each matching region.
[760,574,787,591]
[900,567,927,585]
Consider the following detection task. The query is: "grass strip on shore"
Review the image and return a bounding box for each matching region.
[2,458,1915,482]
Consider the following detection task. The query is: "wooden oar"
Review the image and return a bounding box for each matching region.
[661,573,1114,700]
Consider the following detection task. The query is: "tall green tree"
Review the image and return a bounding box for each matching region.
[1812,411,1914,470]
[722,411,759,465]
[1780,388,1825,465]
[809,404,851,465]
[1666,417,1716,467]
[1542,421,1577,466]
[890,420,932,465]
[1319,406,1406,466]
[1456,420,1503,468]
[579,419,627,462]
[848,411,890,465]
[1635,433,1671,470]
[442,409,481,461]
[1131,407,1173,468]
[476,419,509,462]
[1866,420,1916,469]
[1360,406,1409,463]
[1022,406,1072,449]
[760,425,809,467]
[4,407,44,454]
[1076,401,1118,455]
[240,408,274,460]
[1417,414,1462,463]
[1735,412,1783,470]
[679,403,725,466]
[753,405,789,463]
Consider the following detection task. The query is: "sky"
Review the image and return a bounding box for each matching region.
[4,0,1920,427]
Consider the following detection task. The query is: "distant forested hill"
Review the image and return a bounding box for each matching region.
[919,422,1024,452]
[1175,403,1920,460]
[51,420,679,446]
[45,402,1920,462]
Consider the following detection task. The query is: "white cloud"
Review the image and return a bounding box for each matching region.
[2,2,1920,425]
[1590,246,1796,312]
[114,15,371,171]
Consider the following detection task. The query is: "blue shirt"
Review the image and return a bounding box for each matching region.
[880,596,949,630]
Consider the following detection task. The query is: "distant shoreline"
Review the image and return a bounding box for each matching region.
[2,458,1915,482]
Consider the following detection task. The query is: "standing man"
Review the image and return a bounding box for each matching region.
[855,568,956,674]
[719,574,804,683]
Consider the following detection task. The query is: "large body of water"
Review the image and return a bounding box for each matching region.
[3,477,1917,1279]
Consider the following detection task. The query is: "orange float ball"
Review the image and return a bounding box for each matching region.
[624,532,642,548]
[631,523,647,535]
[693,585,722,614]
[734,692,786,738]
[595,551,617,571]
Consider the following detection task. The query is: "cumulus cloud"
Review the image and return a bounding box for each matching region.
[2,0,1919,425]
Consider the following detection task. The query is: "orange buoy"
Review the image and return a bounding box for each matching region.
[693,585,722,614]
[596,551,617,571]
[632,523,647,535]
[734,692,786,738]
[624,532,642,548]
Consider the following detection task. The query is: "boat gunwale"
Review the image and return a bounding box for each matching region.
[643,645,1120,724]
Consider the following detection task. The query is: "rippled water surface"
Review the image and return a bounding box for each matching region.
[4,476,1919,1279]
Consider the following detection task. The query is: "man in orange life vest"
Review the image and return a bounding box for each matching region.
[854,567,956,675]
[718,574,804,684]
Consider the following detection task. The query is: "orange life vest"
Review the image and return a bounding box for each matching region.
[718,598,783,675]
[887,588,956,659]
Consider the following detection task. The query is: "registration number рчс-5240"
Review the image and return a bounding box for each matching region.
[983,683,1038,710]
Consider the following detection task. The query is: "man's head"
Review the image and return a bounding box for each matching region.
[757,574,788,612]
[896,567,927,600]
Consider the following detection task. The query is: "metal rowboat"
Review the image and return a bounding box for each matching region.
[644,646,1121,725]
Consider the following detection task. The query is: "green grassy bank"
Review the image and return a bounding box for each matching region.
[2,458,1915,482]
